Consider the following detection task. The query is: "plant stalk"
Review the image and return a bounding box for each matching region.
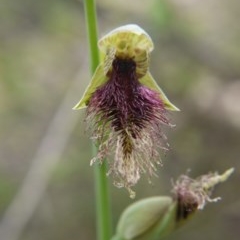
[83,0,112,239]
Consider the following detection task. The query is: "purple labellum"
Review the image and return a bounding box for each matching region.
[86,57,172,194]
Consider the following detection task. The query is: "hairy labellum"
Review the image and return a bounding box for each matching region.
[87,57,171,194]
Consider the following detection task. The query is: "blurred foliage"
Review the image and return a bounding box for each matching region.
[0,0,239,240]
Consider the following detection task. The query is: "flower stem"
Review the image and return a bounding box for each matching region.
[83,0,100,72]
[83,0,112,240]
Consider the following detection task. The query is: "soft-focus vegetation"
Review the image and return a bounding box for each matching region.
[0,0,239,240]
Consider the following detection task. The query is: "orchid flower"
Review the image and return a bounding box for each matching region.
[74,24,179,196]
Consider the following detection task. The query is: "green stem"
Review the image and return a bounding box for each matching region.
[83,0,112,240]
[94,154,112,240]
[83,0,100,72]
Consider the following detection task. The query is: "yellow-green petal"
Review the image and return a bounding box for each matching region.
[98,24,153,78]
[73,63,107,110]
[98,24,153,55]
[139,71,180,111]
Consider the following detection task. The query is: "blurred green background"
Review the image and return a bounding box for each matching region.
[0,0,239,239]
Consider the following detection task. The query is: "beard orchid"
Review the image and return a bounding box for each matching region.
[74,24,179,197]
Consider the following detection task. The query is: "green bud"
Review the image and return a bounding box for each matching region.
[112,168,234,240]
[112,196,177,240]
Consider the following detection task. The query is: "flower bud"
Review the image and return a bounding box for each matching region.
[112,196,177,240]
[112,168,234,240]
